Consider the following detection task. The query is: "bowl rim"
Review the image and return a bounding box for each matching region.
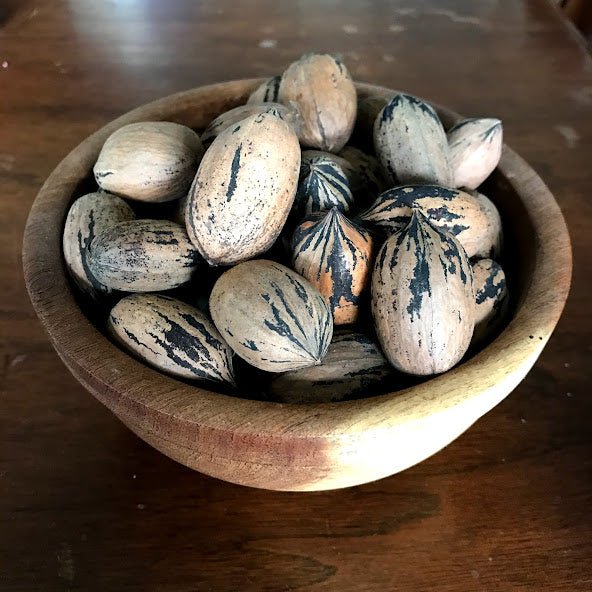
[22,79,572,487]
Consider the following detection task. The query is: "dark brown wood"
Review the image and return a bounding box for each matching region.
[2,0,591,589]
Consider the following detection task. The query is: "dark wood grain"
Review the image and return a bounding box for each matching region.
[1,0,591,590]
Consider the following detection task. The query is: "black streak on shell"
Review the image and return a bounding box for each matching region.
[200,102,297,146]
[88,219,200,292]
[471,258,509,345]
[371,211,474,375]
[291,208,373,325]
[374,93,452,186]
[247,76,282,104]
[270,331,393,403]
[209,260,333,372]
[293,151,354,216]
[358,184,492,259]
[63,192,136,297]
[109,293,235,384]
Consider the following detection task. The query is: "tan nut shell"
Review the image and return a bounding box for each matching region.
[279,53,357,152]
[270,331,391,403]
[291,208,373,325]
[62,192,135,295]
[200,102,299,145]
[88,219,199,292]
[109,293,234,384]
[468,189,504,259]
[94,121,204,203]
[359,184,495,259]
[372,211,474,375]
[374,94,452,186]
[300,148,386,209]
[186,112,301,266]
[209,259,333,372]
[472,258,509,344]
[448,118,503,190]
[294,150,355,215]
[246,76,282,104]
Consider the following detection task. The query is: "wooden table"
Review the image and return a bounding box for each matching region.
[2,1,591,590]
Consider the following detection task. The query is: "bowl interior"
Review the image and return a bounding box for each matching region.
[56,84,530,401]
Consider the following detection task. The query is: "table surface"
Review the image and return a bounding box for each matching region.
[2,1,591,590]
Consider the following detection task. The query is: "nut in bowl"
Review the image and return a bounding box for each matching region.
[23,54,571,491]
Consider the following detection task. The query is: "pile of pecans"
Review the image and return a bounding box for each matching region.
[62,53,508,403]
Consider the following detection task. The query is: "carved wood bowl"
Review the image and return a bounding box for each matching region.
[22,80,572,491]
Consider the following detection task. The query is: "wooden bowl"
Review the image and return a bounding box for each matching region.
[23,80,572,491]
